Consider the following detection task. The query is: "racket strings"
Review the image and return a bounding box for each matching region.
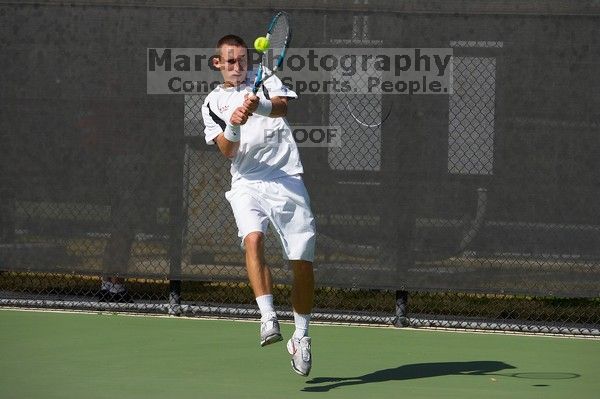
[269,20,289,51]
[254,12,290,86]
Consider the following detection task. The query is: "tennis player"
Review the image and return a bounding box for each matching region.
[201,35,315,377]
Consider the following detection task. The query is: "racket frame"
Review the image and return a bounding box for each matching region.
[252,11,292,94]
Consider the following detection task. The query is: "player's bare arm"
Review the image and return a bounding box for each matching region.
[214,134,239,158]
[269,97,288,117]
[214,107,249,158]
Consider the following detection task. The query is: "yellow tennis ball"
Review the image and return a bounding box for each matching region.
[254,36,270,53]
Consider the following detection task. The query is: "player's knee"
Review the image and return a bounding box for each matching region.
[244,231,264,252]
[291,260,313,275]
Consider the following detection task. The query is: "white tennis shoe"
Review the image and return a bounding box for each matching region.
[260,317,283,347]
[287,336,312,376]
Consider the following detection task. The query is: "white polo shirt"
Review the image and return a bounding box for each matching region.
[201,72,301,183]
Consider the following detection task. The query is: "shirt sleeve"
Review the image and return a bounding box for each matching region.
[261,69,298,99]
[201,95,226,145]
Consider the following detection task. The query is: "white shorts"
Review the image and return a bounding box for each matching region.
[225,174,316,262]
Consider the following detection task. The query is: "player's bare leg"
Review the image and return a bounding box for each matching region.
[244,231,282,346]
[290,260,314,315]
[244,232,272,297]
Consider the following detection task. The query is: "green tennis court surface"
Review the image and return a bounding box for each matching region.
[0,309,597,399]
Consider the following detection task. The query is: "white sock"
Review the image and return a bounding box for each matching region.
[256,294,276,321]
[293,312,310,340]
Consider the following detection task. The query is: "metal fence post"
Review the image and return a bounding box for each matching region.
[168,113,186,316]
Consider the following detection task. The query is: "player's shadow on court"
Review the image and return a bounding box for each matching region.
[303,361,516,392]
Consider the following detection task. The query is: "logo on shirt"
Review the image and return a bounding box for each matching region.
[218,105,230,112]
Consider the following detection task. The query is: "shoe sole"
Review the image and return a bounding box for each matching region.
[290,360,310,377]
[260,333,283,347]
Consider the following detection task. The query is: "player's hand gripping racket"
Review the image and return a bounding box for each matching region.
[252,11,292,94]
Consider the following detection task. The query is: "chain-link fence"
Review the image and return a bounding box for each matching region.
[1,1,599,335]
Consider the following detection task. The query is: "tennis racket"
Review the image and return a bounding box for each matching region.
[252,11,292,94]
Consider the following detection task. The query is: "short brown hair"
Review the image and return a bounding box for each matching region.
[216,34,247,57]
